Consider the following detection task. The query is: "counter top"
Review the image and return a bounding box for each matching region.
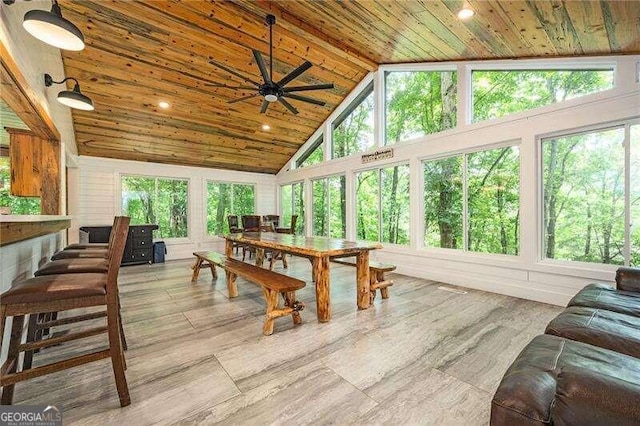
[0,216,71,247]
[0,215,72,223]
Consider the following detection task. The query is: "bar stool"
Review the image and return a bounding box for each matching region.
[0,217,131,407]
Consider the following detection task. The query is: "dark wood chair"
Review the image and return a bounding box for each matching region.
[49,218,122,260]
[262,215,280,228]
[241,215,261,231]
[276,214,298,235]
[0,217,131,407]
[62,217,117,251]
[227,215,242,254]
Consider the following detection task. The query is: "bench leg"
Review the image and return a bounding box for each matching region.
[284,291,302,325]
[210,264,218,280]
[226,271,238,298]
[191,257,203,282]
[262,288,279,336]
[379,272,390,299]
[369,272,378,303]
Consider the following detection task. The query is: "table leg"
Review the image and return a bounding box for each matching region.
[313,256,331,322]
[255,248,265,267]
[356,251,371,310]
[225,239,233,258]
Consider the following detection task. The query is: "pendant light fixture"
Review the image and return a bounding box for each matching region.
[23,0,85,51]
[44,74,94,111]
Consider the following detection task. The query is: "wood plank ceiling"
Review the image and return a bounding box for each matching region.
[59,1,640,174]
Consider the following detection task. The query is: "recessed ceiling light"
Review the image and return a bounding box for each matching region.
[457,7,475,19]
[158,101,170,109]
[261,124,271,131]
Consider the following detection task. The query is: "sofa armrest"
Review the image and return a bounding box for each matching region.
[551,367,640,426]
[616,267,640,293]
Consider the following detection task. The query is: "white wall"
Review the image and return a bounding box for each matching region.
[277,55,640,306]
[76,156,277,259]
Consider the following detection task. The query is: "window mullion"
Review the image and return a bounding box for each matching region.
[463,154,469,252]
[624,124,632,266]
[378,168,383,242]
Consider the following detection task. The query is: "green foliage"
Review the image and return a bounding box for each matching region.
[472,69,613,123]
[312,175,346,238]
[206,182,255,236]
[631,125,640,266]
[281,182,304,234]
[543,128,626,265]
[0,157,41,214]
[122,175,188,238]
[298,139,324,168]
[424,156,463,249]
[385,71,457,144]
[468,147,520,255]
[356,165,410,245]
[333,90,375,158]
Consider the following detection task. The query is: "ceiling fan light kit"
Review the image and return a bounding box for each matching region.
[209,14,334,115]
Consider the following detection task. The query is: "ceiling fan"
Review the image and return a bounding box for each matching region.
[207,14,334,115]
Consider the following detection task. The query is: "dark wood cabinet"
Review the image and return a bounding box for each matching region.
[80,224,159,266]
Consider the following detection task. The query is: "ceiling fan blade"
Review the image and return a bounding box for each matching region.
[205,83,257,89]
[209,59,262,87]
[278,98,299,115]
[252,50,272,84]
[282,93,326,106]
[227,94,259,104]
[260,100,270,114]
[283,83,334,92]
[276,61,312,87]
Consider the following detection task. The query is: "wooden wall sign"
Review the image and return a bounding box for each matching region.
[362,147,393,164]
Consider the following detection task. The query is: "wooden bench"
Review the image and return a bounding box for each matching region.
[331,258,396,302]
[192,251,305,335]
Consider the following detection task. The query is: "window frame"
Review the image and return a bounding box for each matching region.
[419,140,522,256]
[383,67,459,145]
[331,81,375,159]
[205,180,257,237]
[537,118,640,269]
[469,63,617,125]
[354,161,411,246]
[119,173,191,241]
[296,133,324,169]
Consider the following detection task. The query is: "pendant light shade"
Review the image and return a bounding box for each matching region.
[45,74,94,111]
[23,1,85,51]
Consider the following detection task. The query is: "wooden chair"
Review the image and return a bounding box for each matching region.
[241,215,262,260]
[227,215,242,254]
[0,217,131,407]
[276,214,298,235]
[49,218,123,260]
[262,215,280,228]
[62,217,117,250]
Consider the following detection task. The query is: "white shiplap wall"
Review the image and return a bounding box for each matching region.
[75,156,277,260]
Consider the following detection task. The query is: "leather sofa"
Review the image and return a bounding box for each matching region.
[491,267,640,425]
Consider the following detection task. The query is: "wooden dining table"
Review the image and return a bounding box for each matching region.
[224,232,382,322]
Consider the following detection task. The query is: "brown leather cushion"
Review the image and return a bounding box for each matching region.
[65,243,109,250]
[568,283,640,317]
[491,334,640,426]
[1,274,107,305]
[546,306,640,359]
[35,258,109,276]
[51,249,108,261]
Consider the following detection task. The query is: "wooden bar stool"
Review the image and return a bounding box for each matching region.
[0,217,131,407]
[49,218,121,261]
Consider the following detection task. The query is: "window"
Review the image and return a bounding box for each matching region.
[423,156,463,249]
[297,135,324,168]
[543,124,639,266]
[281,182,304,234]
[356,164,410,245]
[312,175,346,238]
[0,156,40,214]
[122,175,188,238]
[332,82,374,159]
[467,146,520,255]
[472,69,614,123]
[206,181,255,236]
[422,145,520,255]
[385,70,457,144]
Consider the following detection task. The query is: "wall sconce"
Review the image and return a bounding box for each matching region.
[44,73,94,111]
[23,0,85,51]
